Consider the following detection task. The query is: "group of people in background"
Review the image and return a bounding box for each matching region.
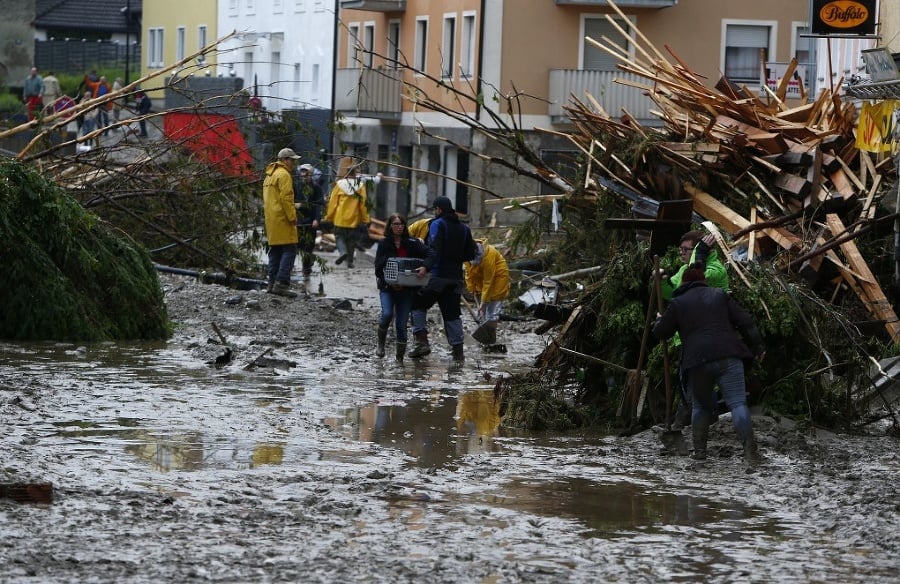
[261,148,511,364]
[21,67,152,139]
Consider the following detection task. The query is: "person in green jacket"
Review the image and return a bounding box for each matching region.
[660,231,729,301]
[659,230,730,429]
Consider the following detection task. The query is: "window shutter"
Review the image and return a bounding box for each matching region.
[726,25,769,48]
[583,18,628,71]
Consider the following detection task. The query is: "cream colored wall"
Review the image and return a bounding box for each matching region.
[498,0,809,116]
[142,0,217,92]
[340,0,482,114]
[881,0,900,52]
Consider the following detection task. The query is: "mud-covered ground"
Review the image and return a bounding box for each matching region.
[2,250,900,583]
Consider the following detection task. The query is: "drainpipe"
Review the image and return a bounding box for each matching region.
[476,0,486,122]
[330,0,340,173]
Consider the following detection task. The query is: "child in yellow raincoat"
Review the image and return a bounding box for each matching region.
[464,240,510,344]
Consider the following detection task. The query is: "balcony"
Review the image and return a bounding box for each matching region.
[548,69,658,125]
[554,0,675,6]
[335,67,403,120]
[340,0,406,11]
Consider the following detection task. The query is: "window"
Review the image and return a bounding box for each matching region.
[295,0,306,12]
[723,21,776,84]
[415,17,428,73]
[274,0,282,13]
[442,14,456,79]
[388,20,401,68]
[246,0,255,15]
[363,23,375,69]
[312,63,320,100]
[176,27,186,61]
[244,50,254,87]
[314,0,324,11]
[229,0,237,15]
[198,25,208,51]
[792,23,812,65]
[791,22,812,90]
[148,28,164,68]
[582,16,631,70]
[348,23,360,68]
[460,12,476,78]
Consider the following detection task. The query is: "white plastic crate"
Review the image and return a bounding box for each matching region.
[384,257,429,287]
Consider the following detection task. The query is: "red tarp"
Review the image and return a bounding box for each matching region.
[163,113,255,177]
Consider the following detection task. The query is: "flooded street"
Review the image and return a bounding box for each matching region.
[2,254,899,582]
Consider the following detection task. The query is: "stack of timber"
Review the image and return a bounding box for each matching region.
[548,0,900,342]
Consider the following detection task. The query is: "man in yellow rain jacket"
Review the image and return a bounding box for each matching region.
[263,148,301,298]
[324,157,370,269]
[464,240,510,345]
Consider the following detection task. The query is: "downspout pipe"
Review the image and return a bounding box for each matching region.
[330,0,340,175]
[476,0,486,122]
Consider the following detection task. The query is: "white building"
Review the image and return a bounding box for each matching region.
[217,0,337,113]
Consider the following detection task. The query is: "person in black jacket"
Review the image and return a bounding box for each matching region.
[293,164,324,277]
[373,213,428,360]
[409,196,477,362]
[653,267,766,464]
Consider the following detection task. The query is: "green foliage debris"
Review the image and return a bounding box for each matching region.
[0,158,170,341]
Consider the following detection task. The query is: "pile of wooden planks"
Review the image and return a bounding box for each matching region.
[557,0,899,341]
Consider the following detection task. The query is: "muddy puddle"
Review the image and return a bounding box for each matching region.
[2,262,899,582]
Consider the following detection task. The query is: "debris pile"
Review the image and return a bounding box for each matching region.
[506,9,899,431]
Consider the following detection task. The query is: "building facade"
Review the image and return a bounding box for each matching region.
[216,0,337,115]
[334,0,829,226]
[141,0,218,96]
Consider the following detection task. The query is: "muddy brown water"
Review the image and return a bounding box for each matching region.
[2,256,899,582]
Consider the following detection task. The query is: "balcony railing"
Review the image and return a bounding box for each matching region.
[554,0,675,6]
[335,67,403,120]
[548,69,658,125]
[340,0,406,11]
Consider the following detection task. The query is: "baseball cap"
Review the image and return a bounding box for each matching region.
[277,148,301,160]
[433,196,453,212]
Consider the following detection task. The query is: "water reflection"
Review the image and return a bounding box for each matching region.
[470,477,762,534]
[325,388,503,467]
[53,421,287,472]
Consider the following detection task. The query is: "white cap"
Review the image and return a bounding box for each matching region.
[277,148,301,160]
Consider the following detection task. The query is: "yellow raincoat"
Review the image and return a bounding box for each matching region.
[324,177,370,229]
[465,240,510,304]
[262,161,298,245]
[408,218,432,241]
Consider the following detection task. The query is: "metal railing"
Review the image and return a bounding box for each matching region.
[334,67,402,119]
[548,68,657,124]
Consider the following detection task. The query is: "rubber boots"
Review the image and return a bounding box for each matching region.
[691,418,710,460]
[451,344,465,362]
[270,282,298,299]
[409,331,431,358]
[376,327,388,358]
[395,342,406,361]
[743,437,762,467]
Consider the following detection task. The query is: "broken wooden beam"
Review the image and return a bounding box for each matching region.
[0,482,53,504]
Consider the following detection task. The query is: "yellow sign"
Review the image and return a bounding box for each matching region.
[856,100,897,153]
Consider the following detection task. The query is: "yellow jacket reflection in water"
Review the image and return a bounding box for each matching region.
[456,389,501,436]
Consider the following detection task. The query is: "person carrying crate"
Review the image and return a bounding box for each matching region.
[373,213,429,360]
[409,197,478,362]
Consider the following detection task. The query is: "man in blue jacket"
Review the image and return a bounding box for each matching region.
[409,196,477,362]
